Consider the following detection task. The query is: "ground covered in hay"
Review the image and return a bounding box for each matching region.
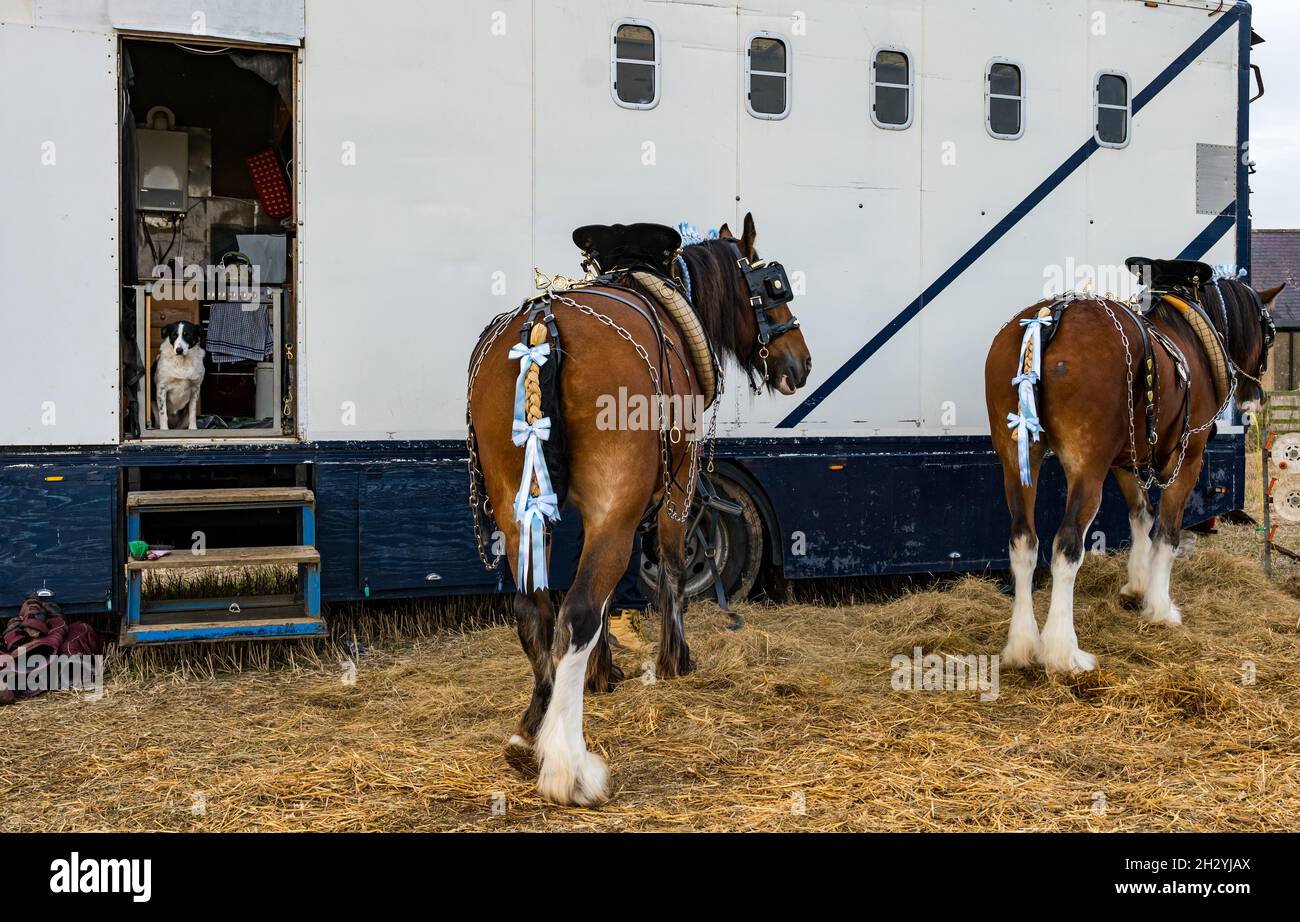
[3,534,1300,832]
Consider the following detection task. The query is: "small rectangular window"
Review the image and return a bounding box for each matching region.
[871,47,912,130]
[746,33,790,119]
[612,21,659,109]
[986,60,1023,139]
[1095,71,1130,148]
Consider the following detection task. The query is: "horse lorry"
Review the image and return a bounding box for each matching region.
[0,0,1258,642]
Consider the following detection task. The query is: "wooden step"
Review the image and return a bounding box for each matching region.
[127,487,314,510]
[122,615,327,646]
[126,545,319,571]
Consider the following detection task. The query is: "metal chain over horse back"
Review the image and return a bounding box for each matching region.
[1085,292,1236,491]
[547,290,713,524]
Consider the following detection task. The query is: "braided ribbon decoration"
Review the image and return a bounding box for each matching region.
[508,333,560,591]
[673,222,718,305]
[1007,312,1053,487]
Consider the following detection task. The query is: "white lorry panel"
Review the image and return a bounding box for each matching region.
[0,24,120,446]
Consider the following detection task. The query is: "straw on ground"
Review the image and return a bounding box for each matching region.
[3,529,1298,831]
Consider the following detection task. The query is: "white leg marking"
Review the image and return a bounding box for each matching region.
[1120,508,1154,600]
[1039,550,1097,673]
[1001,535,1040,668]
[1141,537,1182,625]
[534,632,608,807]
[187,393,199,430]
[157,388,169,431]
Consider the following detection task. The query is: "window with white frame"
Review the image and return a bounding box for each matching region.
[746,33,790,119]
[871,46,912,129]
[986,60,1023,139]
[1094,71,1130,148]
[611,21,659,108]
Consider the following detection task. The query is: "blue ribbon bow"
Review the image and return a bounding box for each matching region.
[516,492,558,593]
[1009,314,1053,486]
[506,343,561,592]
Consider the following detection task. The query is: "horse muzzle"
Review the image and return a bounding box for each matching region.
[774,354,811,395]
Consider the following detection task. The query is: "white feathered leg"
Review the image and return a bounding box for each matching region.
[1141,537,1182,625]
[1039,550,1097,673]
[1001,535,1040,667]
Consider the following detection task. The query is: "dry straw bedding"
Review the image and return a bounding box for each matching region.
[3,534,1299,832]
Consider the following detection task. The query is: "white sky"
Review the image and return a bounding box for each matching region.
[1248,0,1300,229]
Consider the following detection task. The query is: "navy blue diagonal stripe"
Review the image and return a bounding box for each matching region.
[1178,202,1237,261]
[777,7,1243,429]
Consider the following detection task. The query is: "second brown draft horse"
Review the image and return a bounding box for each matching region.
[468,214,811,805]
[986,260,1284,674]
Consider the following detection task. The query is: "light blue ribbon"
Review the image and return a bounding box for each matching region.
[507,342,551,421]
[674,223,717,304]
[675,222,717,246]
[507,341,560,591]
[516,492,558,593]
[675,254,693,303]
[1009,314,1053,486]
[511,417,554,520]
[1212,264,1247,282]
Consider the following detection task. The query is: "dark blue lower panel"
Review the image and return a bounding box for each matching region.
[733,434,1244,577]
[0,433,1246,614]
[0,461,116,612]
[316,460,503,601]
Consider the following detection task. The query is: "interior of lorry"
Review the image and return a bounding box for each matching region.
[121,37,296,439]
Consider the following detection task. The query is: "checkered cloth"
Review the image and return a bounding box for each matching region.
[207,302,274,364]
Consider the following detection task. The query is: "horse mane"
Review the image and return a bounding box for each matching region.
[1147,277,1261,372]
[677,237,754,372]
[1210,277,1264,371]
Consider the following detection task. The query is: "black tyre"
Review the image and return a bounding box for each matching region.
[637,471,764,605]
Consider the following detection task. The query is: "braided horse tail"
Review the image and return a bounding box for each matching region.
[1007,305,1055,486]
[523,323,547,499]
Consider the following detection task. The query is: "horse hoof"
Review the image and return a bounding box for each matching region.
[586,662,625,694]
[1141,603,1182,626]
[504,734,537,777]
[656,652,695,679]
[537,749,609,807]
[1042,647,1098,674]
[999,639,1039,669]
[1118,590,1143,611]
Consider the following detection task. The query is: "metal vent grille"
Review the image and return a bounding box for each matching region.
[1196,143,1237,215]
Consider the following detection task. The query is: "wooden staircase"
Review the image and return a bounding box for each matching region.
[122,487,326,645]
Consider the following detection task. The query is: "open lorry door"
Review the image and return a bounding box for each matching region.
[0,25,120,447]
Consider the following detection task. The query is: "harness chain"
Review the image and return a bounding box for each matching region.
[1092,296,1235,490]
[464,229,805,570]
[464,287,720,576]
[466,306,528,571]
[549,291,707,524]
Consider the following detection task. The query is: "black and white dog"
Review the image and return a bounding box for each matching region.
[153,321,205,430]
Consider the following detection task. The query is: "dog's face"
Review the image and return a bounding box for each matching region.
[161,321,202,357]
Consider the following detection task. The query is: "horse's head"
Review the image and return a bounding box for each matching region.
[680,213,812,395]
[1226,281,1285,413]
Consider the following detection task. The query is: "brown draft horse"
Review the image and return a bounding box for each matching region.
[986,269,1284,674]
[468,214,811,805]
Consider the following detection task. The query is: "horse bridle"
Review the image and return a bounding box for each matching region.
[1249,285,1276,376]
[723,237,801,382]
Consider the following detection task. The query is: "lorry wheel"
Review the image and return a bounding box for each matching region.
[637,472,764,606]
